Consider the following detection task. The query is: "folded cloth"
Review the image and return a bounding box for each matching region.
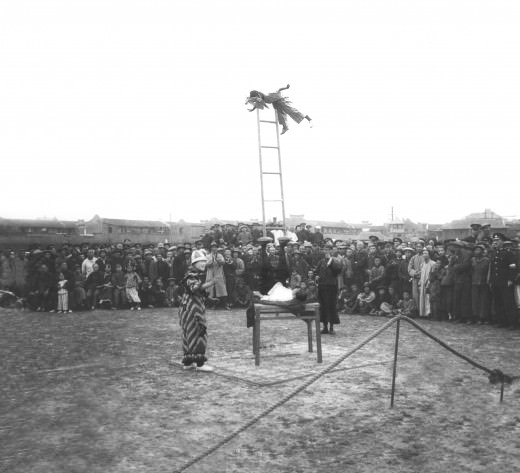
[260,282,294,302]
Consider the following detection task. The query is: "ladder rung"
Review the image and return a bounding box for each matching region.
[259,120,277,124]
[262,172,280,175]
[264,199,283,202]
[261,145,279,149]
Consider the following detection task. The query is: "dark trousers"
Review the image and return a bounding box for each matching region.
[453,282,471,322]
[439,285,453,320]
[471,285,490,322]
[491,285,516,325]
[318,285,339,325]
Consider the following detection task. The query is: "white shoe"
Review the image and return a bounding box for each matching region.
[183,364,196,370]
[196,365,214,372]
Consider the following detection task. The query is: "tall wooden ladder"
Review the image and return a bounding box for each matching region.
[256,108,286,236]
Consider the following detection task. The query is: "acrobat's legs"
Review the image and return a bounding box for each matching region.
[277,111,289,134]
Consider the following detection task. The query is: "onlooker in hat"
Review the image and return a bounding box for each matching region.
[408,242,424,308]
[398,247,413,298]
[206,244,227,308]
[368,255,385,290]
[450,241,472,323]
[223,249,236,309]
[352,241,368,286]
[237,226,252,246]
[489,233,517,328]
[312,226,324,246]
[81,249,98,279]
[471,244,490,324]
[439,245,455,321]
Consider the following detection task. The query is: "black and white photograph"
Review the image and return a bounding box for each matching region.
[1,1,520,472]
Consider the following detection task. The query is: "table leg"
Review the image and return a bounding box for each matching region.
[306,320,313,353]
[252,312,257,355]
[314,308,322,363]
[254,310,261,366]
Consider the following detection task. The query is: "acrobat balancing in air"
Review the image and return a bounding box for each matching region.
[245,84,312,135]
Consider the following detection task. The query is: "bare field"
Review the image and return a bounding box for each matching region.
[1,307,520,473]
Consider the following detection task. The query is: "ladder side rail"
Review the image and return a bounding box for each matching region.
[257,109,267,237]
[274,111,286,229]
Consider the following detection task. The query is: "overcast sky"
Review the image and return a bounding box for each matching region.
[1,0,519,226]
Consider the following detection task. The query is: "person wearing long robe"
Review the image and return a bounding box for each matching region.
[205,245,227,303]
[179,251,215,371]
[418,250,436,317]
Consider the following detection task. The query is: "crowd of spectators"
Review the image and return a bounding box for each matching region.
[0,222,519,329]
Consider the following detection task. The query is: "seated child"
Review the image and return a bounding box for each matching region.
[289,270,302,290]
[305,279,318,302]
[139,276,154,308]
[379,285,400,316]
[343,283,360,314]
[234,278,253,308]
[370,285,390,316]
[396,290,418,318]
[152,277,167,307]
[355,283,376,315]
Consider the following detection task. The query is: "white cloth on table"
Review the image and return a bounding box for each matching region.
[260,282,294,302]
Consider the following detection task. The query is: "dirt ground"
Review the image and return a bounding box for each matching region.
[1,306,520,473]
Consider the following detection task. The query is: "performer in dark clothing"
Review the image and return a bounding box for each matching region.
[315,246,343,334]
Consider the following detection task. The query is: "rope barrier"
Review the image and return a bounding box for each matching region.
[173,316,398,473]
[399,316,519,385]
[173,315,519,473]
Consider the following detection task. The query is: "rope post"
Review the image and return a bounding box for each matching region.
[500,380,505,403]
[390,318,401,408]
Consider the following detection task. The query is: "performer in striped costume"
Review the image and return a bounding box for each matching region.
[245,84,312,135]
[179,250,216,372]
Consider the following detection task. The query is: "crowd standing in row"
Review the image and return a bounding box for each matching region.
[1,222,519,332]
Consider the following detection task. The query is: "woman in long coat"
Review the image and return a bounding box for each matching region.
[205,245,227,306]
[315,247,343,334]
[179,250,215,371]
[418,250,436,317]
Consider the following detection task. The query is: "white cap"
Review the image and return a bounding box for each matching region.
[191,250,208,265]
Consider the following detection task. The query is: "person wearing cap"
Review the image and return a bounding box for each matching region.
[178,250,216,372]
[471,244,490,324]
[407,242,425,308]
[236,226,252,246]
[205,243,227,308]
[393,237,403,249]
[311,226,324,246]
[449,240,473,323]
[488,233,517,328]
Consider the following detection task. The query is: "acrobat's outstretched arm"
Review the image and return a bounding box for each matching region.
[277,84,290,92]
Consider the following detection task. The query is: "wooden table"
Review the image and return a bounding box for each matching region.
[252,302,322,366]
